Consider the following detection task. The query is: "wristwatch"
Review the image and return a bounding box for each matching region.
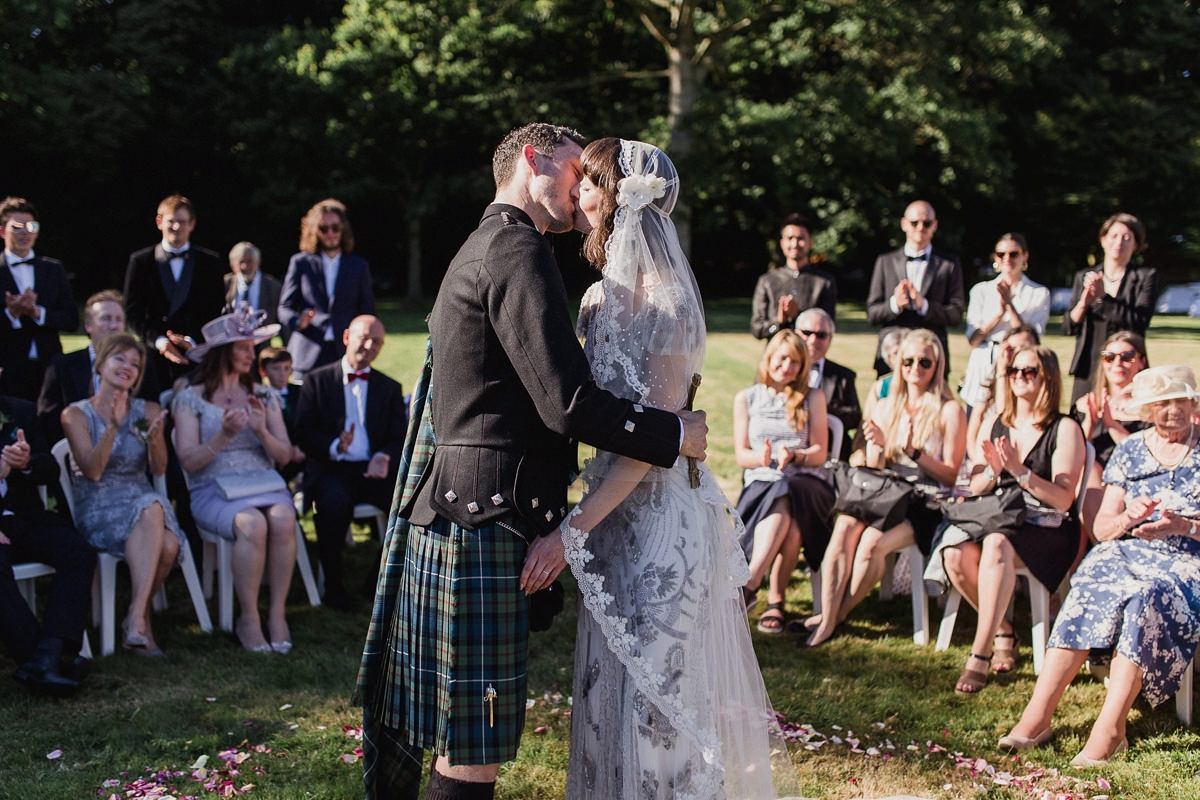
[1016,468,1031,487]
[1190,520,1197,538]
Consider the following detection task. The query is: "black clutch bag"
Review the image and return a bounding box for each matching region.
[940,485,1026,540]
[830,462,918,532]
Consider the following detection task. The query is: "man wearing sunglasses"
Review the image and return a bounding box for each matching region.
[123,194,226,386]
[797,308,861,459]
[750,212,837,339]
[0,197,79,402]
[279,198,376,380]
[866,200,964,376]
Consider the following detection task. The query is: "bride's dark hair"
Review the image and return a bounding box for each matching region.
[580,137,622,269]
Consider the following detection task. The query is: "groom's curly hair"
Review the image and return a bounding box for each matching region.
[580,137,623,269]
[492,122,585,189]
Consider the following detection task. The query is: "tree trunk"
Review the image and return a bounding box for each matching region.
[405,213,423,301]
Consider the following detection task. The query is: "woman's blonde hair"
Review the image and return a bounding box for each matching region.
[879,329,953,462]
[755,330,811,432]
[93,332,147,396]
[1000,345,1061,429]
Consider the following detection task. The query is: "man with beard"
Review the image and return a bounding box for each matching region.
[750,212,837,338]
[278,199,375,380]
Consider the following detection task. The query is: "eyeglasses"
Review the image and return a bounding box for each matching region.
[1101,350,1139,364]
[318,224,341,234]
[1006,365,1041,380]
[798,329,830,341]
[6,220,39,234]
[994,250,1023,260]
[905,218,936,228]
[901,356,934,370]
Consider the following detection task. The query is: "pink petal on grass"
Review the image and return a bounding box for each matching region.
[46,749,63,760]
[1097,778,1111,790]
[533,726,548,734]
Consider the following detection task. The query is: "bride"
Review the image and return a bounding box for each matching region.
[530,138,790,799]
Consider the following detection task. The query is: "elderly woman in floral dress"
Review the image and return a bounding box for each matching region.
[999,365,1200,766]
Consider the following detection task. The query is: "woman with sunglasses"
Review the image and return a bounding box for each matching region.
[733,330,833,633]
[806,329,966,647]
[960,234,1050,418]
[1064,213,1156,403]
[942,346,1085,693]
[1072,332,1150,533]
[964,325,1040,465]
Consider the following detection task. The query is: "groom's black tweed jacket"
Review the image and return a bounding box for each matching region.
[406,203,680,537]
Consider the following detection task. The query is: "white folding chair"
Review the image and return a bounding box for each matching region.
[877,544,930,645]
[1177,657,1194,726]
[172,431,319,631]
[808,415,845,617]
[935,442,1095,673]
[53,438,212,655]
[12,562,93,659]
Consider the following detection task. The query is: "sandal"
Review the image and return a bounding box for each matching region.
[756,602,786,634]
[993,632,1019,673]
[955,653,992,694]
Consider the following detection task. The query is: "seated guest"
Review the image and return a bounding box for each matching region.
[294,315,405,611]
[796,308,861,459]
[171,309,297,653]
[806,328,966,647]
[852,328,907,463]
[1000,365,1200,765]
[0,393,95,695]
[941,346,1085,694]
[1072,331,1150,533]
[38,289,158,443]
[224,241,283,347]
[258,346,304,479]
[964,325,1040,464]
[733,330,833,633]
[61,333,182,657]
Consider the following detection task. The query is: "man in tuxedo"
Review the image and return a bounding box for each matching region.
[293,315,405,611]
[865,200,964,375]
[37,289,158,443]
[123,194,226,387]
[278,199,375,380]
[358,123,708,800]
[224,241,284,349]
[796,308,862,459]
[0,197,79,401]
[750,212,837,338]
[0,393,95,696]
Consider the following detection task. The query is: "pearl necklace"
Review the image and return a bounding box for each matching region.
[1148,423,1195,470]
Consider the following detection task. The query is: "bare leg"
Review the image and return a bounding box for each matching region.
[231,508,269,651]
[841,521,914,618]
[1077,653,1142,761]
[945,538,1017,672]
[433,757,499,783]
[745,496,791,590]
[265,503,297,646]
[1005,647,1089,739]
[766,518,802,607]
[122,503,168,647]
[806,514,865,647]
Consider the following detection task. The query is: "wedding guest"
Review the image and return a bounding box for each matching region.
[734,330,833,633]
[941,346,1085,694]
[960,233,1050,415]
[999,365,1200,766]
[964,325,1040,465]
[61,333,182,657]
[807,329,966,647]
[1064,212,1156,402]
[224,242,283,348]
[1072,331,1150,533]
[796,308,861,459]
[750,212,837,338]
[171,309,297,653]
[0,197,79,401]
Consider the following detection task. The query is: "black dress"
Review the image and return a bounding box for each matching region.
[990,414,1083,591]
[1069,407,1151,467]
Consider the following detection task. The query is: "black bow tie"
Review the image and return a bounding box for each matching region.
[9,258,33,267]
[906,252,928,262]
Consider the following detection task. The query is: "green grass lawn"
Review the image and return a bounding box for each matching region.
[8,300,1200,799]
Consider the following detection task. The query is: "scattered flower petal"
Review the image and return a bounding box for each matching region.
[46,749,63,760]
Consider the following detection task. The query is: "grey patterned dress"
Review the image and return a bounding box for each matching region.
[1048,429,1200,706]
[68,398,184,558]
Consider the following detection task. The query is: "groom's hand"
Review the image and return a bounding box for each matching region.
[677,409,708,461]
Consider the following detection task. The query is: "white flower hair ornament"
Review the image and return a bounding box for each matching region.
[616,173,669,212]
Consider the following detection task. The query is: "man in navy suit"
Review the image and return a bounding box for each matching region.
[865,199,964,375]
[0,197,79,401]
[278,199,375,380]
[123,194,226,387]
[293,315,404,610]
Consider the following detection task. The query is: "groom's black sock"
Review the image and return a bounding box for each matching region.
[423,768,495,800]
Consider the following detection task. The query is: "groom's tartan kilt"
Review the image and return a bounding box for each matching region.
[357,339,532,772]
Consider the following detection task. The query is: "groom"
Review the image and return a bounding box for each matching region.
[358,123,708,800]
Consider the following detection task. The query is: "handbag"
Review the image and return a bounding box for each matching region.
[940,485,1025,540]
[830,462,917,531]
[214,471,288,501]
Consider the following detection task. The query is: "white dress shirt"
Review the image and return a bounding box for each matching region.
[888,246,932,316]
[4,249,46,358]
[321,253,340,341]
[331,357,371,461]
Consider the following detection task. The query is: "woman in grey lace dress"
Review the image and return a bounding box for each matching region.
[61,333,180,656]
[171,310,297,653]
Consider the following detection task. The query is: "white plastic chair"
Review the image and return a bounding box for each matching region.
[935,442,1095,673]
[171,431,320,631]
[53,438,212,655]
[808,415,845,617]
[12,562,93,659]
[1177,656,1194,725]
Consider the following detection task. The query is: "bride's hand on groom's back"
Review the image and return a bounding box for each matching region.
[678,409,708,461]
